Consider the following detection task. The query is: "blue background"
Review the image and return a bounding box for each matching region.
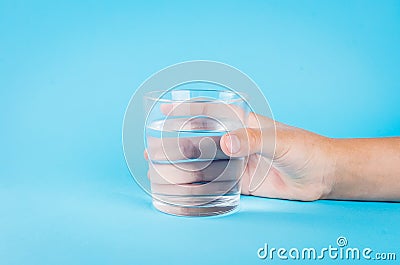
[1,0,399,264]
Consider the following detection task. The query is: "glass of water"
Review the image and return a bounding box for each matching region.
[144,87,250,216]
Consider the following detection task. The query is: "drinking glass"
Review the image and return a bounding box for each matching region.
[144,87,250,216]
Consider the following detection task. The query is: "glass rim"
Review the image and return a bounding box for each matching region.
[144,88,249,103]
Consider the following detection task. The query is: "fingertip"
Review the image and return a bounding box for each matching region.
[220,133,241,156]
[220,134,230,155]
[225,128,263,157]
[160,103,173,115]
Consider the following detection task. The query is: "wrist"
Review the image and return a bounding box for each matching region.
[320,137,340,200]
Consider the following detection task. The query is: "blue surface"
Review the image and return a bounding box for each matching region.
[1,0,399,264]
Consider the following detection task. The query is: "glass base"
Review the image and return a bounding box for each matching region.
[152,196,239,217]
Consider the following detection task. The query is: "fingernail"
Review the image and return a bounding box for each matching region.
[226,134,240,154]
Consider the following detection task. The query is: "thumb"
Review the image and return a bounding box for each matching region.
[220,127,276,158]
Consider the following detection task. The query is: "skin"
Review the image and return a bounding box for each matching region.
[222,113,400,201]
[145,104,400,202]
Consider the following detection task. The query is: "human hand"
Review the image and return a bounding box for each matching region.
[220,112,335,201]
[144,98,335,202]
[145,104,400,202]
